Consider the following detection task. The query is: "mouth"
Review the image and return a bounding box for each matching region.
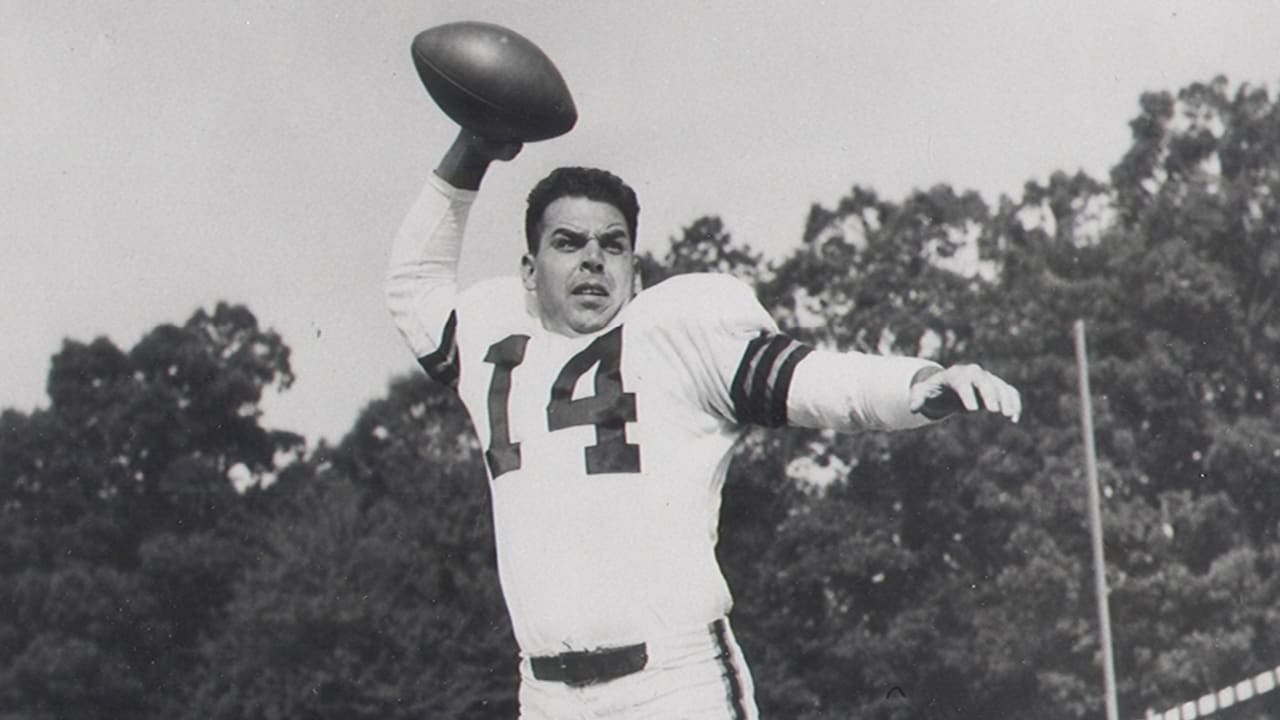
[571,282,610,298]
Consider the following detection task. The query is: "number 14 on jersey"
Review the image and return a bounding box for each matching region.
[483,326,641,478]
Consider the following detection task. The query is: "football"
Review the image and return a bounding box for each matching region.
[411,21,577,142]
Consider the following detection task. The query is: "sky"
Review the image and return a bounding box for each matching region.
[4,1,1279,445]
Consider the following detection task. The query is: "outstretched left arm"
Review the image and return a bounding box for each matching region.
[677,274,1023,432]
[780,349,1022,433]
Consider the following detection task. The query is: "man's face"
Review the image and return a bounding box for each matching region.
[522,196,637,336]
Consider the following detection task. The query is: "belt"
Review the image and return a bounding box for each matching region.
[529,619,731,687]
[530,642,649,687]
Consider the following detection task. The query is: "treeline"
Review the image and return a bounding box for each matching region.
[3,76,1278,719]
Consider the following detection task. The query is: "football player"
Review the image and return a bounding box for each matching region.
[386,131,1022,719]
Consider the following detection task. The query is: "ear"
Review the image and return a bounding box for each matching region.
[520,253,537,291]
[631,256,642,294]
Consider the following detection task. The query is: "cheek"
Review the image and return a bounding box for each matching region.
[533,258,570,287]
[613,262,637,294]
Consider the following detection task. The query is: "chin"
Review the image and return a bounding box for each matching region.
[567,307,619,335]
[568,317,611,335]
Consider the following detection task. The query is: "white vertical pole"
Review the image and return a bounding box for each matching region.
[1074,319,1120,720]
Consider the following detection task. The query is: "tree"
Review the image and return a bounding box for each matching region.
[1100,76,1280,718]
[730,181,1063,719]
[182,375,515,720]
[639,215,765,288]
[167,76,1279,720]
[714,76,1279,719]
[0,303,300,719]
[10,75,1276,720]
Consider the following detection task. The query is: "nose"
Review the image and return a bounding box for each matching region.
[580,241,604,271]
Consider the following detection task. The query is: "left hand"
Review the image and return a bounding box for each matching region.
[909,364,1022,423]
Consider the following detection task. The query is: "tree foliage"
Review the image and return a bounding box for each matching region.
[181,377,515,720]
[3,76,1279,719]
[0,303,300,719]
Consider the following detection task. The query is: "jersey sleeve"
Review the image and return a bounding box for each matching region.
[384,174,476,387]
[642,273,940,432]
[786,348,939,432]
[637,274,809,426]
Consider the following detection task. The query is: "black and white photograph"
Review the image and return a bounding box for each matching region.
[3,3,1279,719]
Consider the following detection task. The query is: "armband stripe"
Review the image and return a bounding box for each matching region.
[417,310,460,388]
[747,336,792,421]
[731,332,813,427]
[768,341,812,425]
[730,334,770,423]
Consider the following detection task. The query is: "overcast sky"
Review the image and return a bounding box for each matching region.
[4,1,1278,444]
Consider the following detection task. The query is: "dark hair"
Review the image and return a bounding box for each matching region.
[524,167,640,253]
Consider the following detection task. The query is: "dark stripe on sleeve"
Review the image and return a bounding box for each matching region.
[746,336,792,422]
[729,333,771,420]
[417,310,459,388]
[729,331,813,427]
[768,339,811,425]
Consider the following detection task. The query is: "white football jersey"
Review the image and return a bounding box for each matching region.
[388,175,938,658]
[418,272,809,656]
